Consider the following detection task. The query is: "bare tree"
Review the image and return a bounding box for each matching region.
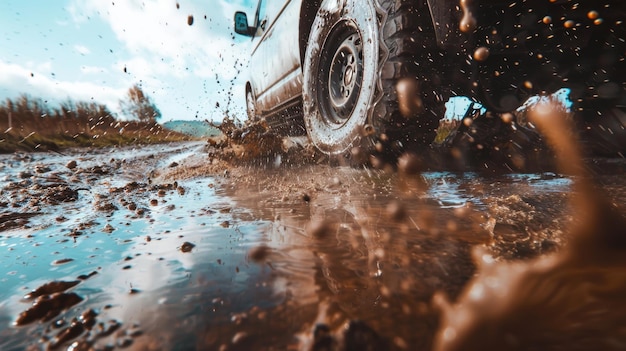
[119,84,162,123]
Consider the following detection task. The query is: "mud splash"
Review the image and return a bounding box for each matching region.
[0,131,624,350]
[432,101,626,351]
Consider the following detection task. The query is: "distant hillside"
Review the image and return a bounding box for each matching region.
[162,120,221,138]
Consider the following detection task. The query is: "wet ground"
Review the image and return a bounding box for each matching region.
[1,141,625,350]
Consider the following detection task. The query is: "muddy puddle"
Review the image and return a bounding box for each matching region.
[1,141,625,350]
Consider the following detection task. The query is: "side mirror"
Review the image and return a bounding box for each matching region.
[234,11,255,37]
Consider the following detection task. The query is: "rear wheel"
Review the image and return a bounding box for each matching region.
[246,89,257,121]
[303,0,441,156]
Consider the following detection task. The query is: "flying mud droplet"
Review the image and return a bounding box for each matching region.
[564,20,575,29]
[459,0,477,33]
[180,241,195,253]
[396,77,423,118]
[386,201,407,222]
[397,153,423,175]
[587,11,599,20]
[350,146,369,165]
[523,81,533,90]
[248,245,270,263]
[187,15,194,26]
[542,16,552,24]
[306,219,335,239]
[500,113,514,124]
[473,47,489,62]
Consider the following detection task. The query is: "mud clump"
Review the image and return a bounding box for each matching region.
[15,292,84,325]
[306,219,336,240]
[52,258,75,265]
[66,160,77,170]
[311,320,388,351]
[42,184,79,205]
[0,212,38,232]
[49,318,86,349]
[24,280,80,300]
[432,101,626,351]
[207,117,321,166]
[248,245,270,263]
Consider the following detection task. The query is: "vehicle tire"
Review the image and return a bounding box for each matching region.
[246,89,257,121]
[303,0,441,156]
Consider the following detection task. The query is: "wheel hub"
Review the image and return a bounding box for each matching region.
[321,24,363,124]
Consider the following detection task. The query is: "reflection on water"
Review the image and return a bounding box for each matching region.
[1,152,624,350]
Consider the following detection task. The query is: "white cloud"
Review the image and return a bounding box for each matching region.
[69,0,249,79]
[80,65,108,74]
[0,60,127,117]
[56,0,258,121]
[74,44,91,55]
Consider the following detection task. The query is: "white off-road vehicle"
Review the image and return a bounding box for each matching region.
[235,0,625,157]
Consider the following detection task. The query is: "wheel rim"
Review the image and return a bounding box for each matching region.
[302,0,379,155]
[318,22,364,125]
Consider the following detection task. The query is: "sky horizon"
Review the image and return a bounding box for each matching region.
[0,0,258,123]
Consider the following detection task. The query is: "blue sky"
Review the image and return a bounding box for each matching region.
[0,0,258,122]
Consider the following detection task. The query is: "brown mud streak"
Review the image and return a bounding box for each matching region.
[432,101,626,351]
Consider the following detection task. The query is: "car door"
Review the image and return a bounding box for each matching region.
[249,0,303,116]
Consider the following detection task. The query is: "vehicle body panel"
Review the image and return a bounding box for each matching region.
[248,0,303,117]
[238,0,625,120]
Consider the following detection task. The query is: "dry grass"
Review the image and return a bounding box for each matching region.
[0,95,190,153]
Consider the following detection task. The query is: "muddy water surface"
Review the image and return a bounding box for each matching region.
[1,143,625,350]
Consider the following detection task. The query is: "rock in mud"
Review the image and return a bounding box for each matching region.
[35,165,51,174]
[15,292,84,325]
[42,185,79,205]
[79,309,98,329]
[95,201,118,212]
[49,319,85,349]
[23,280,80,300]
[66,160,77,170]
[18,171,33,179]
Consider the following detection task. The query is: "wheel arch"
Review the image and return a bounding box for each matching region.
[245,81,253,96]
[298,0,323,67]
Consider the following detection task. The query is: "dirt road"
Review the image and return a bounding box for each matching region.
[1,141,625,350]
